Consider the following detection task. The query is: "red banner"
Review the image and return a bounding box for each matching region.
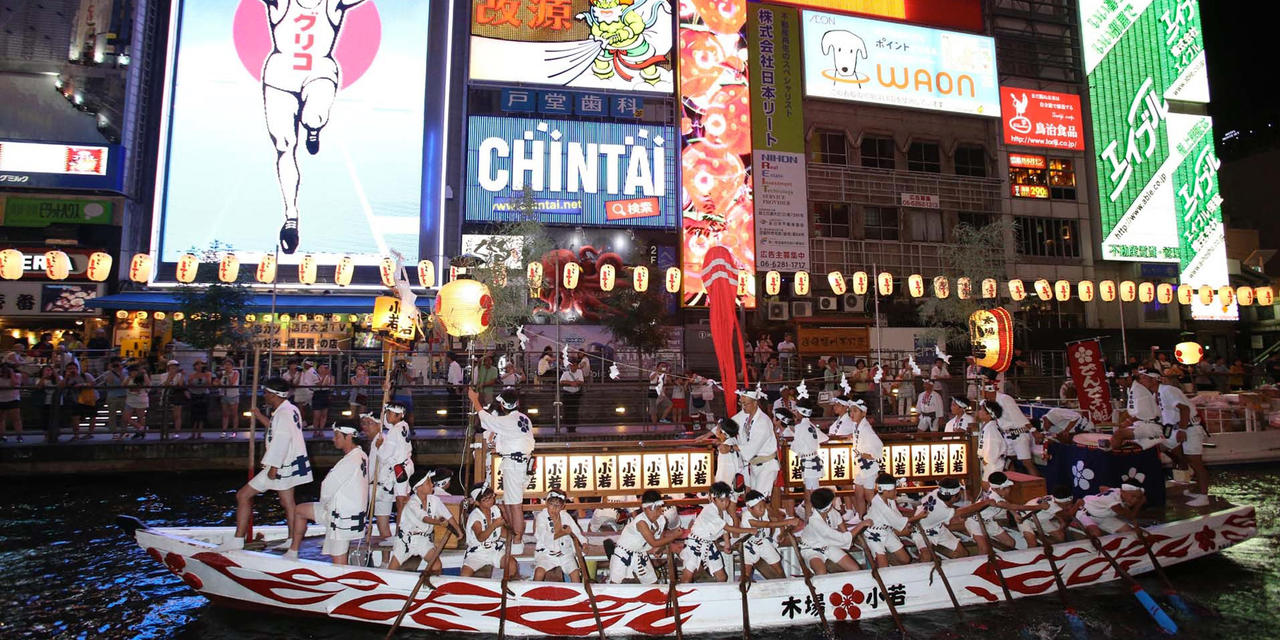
[1067,339,1112,423]
[999,87,1084,150]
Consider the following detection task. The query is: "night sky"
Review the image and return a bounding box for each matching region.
[1201,1,1278,147]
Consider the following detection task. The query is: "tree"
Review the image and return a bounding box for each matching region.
[916,220,1018,346]
[598,287,669,356]
[463,191,555,347]
[172,242,253,352]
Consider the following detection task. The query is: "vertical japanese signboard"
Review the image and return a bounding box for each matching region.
[1081,0,1233,320]
[1066,339,1113,424]
[750,4,810,273]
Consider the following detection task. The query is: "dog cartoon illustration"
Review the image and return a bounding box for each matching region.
[821,30,867,80]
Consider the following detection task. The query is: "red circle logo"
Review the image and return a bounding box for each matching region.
[232,0,381,90]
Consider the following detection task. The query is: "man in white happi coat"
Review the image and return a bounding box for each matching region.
[734,388,779,496]
[984,377,1038,477]
[286,424,368,563]
[915,379,945,432]
[944,397,976,433]
[224,377,313,551]
[368,395,414,544]
[388,468,461,572]
[468,387,535,542]
[1110,369,1164,451]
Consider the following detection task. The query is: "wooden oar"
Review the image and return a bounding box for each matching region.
[735,537,751,640]
[384,526,456,639]
[351,456,382,567]
[1083,527,1178,634]
[911,522,961,616]
[664,543,684,640]
[1024,514,1086,639]
[974,516,1014,601]
[498,527,516,640]
[568,534,607,640]
[784,526,833,637]
[1125,517,1194,617]
[856,529,909,638]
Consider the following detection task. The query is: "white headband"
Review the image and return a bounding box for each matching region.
[745,495,766,507]
[642,499,664,509]
[832,397,854,407]
[470,486,489,500]
[333,425,357,435]
[263,386,289,398]
[990,478,1014,489]
[1053,495,1074,503]
[794,405,813,417]
[850,399,867,411]
[1121,482,1144,492]
[938,485,962,497]
[413,470,435,490]
[546,489,567,502]
[876,482,897,491]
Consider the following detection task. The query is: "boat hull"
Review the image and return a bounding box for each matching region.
[134,505,1256,636]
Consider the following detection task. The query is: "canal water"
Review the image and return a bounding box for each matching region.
[1,467,1277,639]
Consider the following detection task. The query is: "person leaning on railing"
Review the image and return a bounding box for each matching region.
[99,357,129,440]
[0,362,23,442]
[217,358,241,439]
[124,364,151,440]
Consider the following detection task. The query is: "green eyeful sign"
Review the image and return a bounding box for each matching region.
[1,197,114,227]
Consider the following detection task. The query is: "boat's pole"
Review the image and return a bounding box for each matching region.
[569,533,607,640]
[1026,514,1087,638]
[736,537,752,640]
[1124,517,1195,617]
[910,522,962,616]
[383,527,456,640]
[784,526,833,637]
[498,525,516,640]
[665,543,684,640]
[1083,527,1178,634]
[856,530,910,639]
[975,516,1014,601]
[247,347,261,541]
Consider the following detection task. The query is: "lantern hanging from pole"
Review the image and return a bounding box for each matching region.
[764,270,781,296]
[828,271,847,296]
[1033,279,1052,301]
[218,254,240,283]
[1174,341,1204,366]
[851,271,869,295]
[256,254,277,284]
[981,278,997,299]
[379,256,396,288]
[1237,286,1254,306]
[298,254,317,285]
[1119,280,1137,302]
[1008,279,1026,301]
[633,265,650,292]
[563,261,581,290]
[44,250,71,280]
[0,249,24,280]
[907,274,924,298]
[334,255,354,286]
[933,275,950,299]
[418,260,435,288]
[1218,285,1234,307]
[115,309,128,320]
[526,261,543,288]
[600,263,616,292]
[431,280,493,337]
[737,271,752,297]
[176,253,199,284]
[1257,286,1275,306]
[877,272,894,296]
[1138,282,1155,303]
[86,251,112,282]
[957,277,972,300]
[794,270,810,296]
[1156,283,1175,305]
[173,311,185,321]
[970,307,1015,372]
[1054,279,1071,302]
[370,298,411,339]
[665,266,681,293]
[1177,283,1193,305]
[1198,285,1214,306]
[1078,280,1095,302]
[1099,280,1116,302]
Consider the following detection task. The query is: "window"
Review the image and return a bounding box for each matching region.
[1143,301,1170,323]
[1010,154,1077,200]
[864,206,900,240]
[909,210,943,242]
[1015,216,1080,258]
[1048,158,1077,200]
[812,202,852,238]
[1258,304,1276,321]
[958,212,993,230]
[861,136,895,169]
[954,145,987,177]
[908,141,941,173]
[812,129,849,165]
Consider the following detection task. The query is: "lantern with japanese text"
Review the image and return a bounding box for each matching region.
[256,253,277,284]
[1218,285,1234,307]
[1177,284,1193,305]
[764,270,781,296]
[794,270,810,295]
[0,249,23,280]
[1099,280,1116,302]
[737,271,752,297]
[1033,279,1052,301]
[334,256,354,286]
[562,261,581,290]
[598,264,615,291]
[432,279,493,337]
[933,275,950,299]
[128,253,153,283]
[526,261,543,288]
[298,254,317,285]
[218,254,239,283]
[1198,285,1214,306]
[1054,279,1071,302]
[175,253,199,284]
[44,250,71,280]
[851,271,869,295]
[633,265,649,292]
[907,274,924,297]
[379,257,396,288]
[1237,286,1254,306]
[1138,282,1155,303]
[877,272,894,296]
[1174,342,1204,366]
[172,311,185,321]
[970,307,1014,372]
[1008,279,1027,301]
[418,260,435,288]
[371,297,413,339]
[957,277,972,300]
[981,278,998,299]
[1156,283,1174,304]
[1078,280,1095,302]
[828,271,847,295]
[1119,280,1137,302]
[1257,286,1275,306]
[665,266,681,293]
[86,251,112,282]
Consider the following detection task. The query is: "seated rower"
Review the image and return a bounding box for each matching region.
[965,471,1043,553]
[911,478,990,562]
[1110,369,1165,451]
[285,424,368,563]
[1017,485,1079,546]
[864,473,924,567]
[679,481,756,582]
[461,484,520,578]
[1076,475,1146,536]
[607,490,686,584]
[799,487,871,575]
[533,489,589,582]
[389,469,461,571]
[738,490,801,579]
[779,399,827,503]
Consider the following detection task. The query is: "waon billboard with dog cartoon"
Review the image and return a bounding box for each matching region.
[800,9,999,117]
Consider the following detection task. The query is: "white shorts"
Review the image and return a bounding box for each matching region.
[863,527,905,556]
[374,481,409,517]
[248,467,311,492]
[965,516,1002,539]
[535,549,577,574]
[501,457,529,506]
[749,460,780,496]
[321,534,351,557]
[464,544,505,571]
[392,529,434,564]
[917,416,936,432]
[1166,425,1207,456]
[796,454,822,492]
[854,457,880,490]
[1077,512,1127,534]
[1131,422,1164,449]
[743,537,782,566]
[1018,515,1062,539]
[608,548,658,584]
[678,537,727,576]
[800,545,850,566]
[1002,432,1033,460]
[911,524,962,552]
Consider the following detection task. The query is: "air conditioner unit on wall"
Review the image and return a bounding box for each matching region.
[843,294,866,313]
[767,300,790,321]
[792,301,814,318]
[818,296,839,312]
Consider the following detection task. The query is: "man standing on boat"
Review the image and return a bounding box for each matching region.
[983,375,1040,477]
[844,397,883,516]
[468,387,534,546]
[915,379,944,432]
[734,388,779,496]
[369,380,414,544]
[222,377,312,551]
[285,424,368,563]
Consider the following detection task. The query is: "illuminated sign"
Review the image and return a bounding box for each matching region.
[787,441,968,485]
[494,450,714,497]
[1,197,114,227]
[1081,0,1232,320]
[469,0,673,94]
[1008,153,1046,169]
[465,116,676,228]
[1000,87,1084,150]
[153,0,429,271]
[770,0,985,32]
[1012,185,1049,199]
[801,10,999,117]
[0,140,123,191]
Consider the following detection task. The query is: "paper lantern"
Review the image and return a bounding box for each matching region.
[1119,280,1137,302]
[664,266,681,293]
[278,314,290,323]
[1033,279,1052,301]
[828,271,847,295]
[877,272,894,296]
[298,254,317,285]
[379,257,396,288]
[418,260,435,288]
[794,270,810,296]
[1198,285,1213,306]
[764,270,781,296]
[1008,279,1026,301]
[44,250,71,280]
[1078,280,1095,302]
[0,249,24,280]
[1237,286,1255,306]
[933,275,950,299]
[957,277,972,300]
[851,271,869,295]
[1257,286,1275,306]
[1177,284,1193,305]
[1054,280,1071,302]
[981,278,998,299]
[1218,285,1234,307]
[252,254,274,284]
[563,261,581,290]
[218,254,240,283]
[1156,283,1174,304]
[906,274,924,298]
[155,311,167,321]
[526,261,543,288]
[86,251,112,282]
[970,307,1015,372]
[334,255,354,286]
[115,309,128,319]
[136,311,148,320]
[598,263,615,292]
[633,265,650,292]
[432,280,492,337]
[175,253,198,283]
[172,311,184,321]
[1138,282,1155,303]
[737,271,752,297]
[1099,280,1116,302]
[1174,342,1204,366]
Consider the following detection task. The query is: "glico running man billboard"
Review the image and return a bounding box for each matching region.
[152,0,429,271]
[465,115,677,228]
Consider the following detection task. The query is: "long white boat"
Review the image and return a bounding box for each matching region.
[124,502,1256,636]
